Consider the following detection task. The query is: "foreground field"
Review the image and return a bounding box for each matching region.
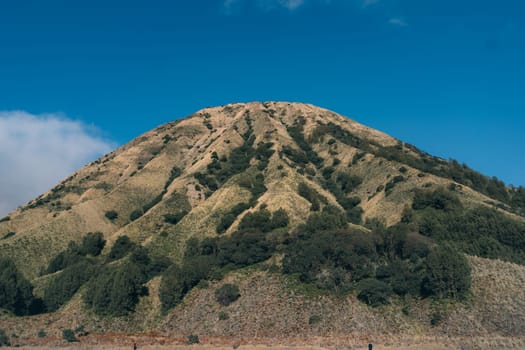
[10,335,525,350]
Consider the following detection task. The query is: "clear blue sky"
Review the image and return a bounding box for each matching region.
[1,0,524,190]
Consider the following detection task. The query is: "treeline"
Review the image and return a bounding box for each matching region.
[282,205,470,305]
[3,189,523,317]
[312,121,525,214]
[0,232,171,317]
[160,207,289,311]
[407,187,525,264]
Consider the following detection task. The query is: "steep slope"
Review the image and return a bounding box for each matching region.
[0,102,524,347]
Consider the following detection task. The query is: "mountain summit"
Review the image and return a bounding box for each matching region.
[1,102,524,348]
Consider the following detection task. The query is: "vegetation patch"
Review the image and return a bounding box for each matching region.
[215,283,240,306]
[410,188,525,264]
[313,121,522,212]
[0,258,42,316]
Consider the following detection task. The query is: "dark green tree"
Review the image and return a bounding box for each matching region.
[107,235,136,261]
[0,258,35,315]
[357,278,393,307]
[215,284,240,306]
[423,245,471,299]
[80,232,106,256]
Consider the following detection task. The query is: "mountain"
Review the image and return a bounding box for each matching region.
[1,102,525,348]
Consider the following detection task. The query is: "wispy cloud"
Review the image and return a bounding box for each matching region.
[280,0,305,10]
[222,0,307,13]
[362,0,379,7]
[388,17,407,27]
[0,111,114,216]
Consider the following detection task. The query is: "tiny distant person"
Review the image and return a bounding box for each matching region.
[133,342,137,350]
[368,343,373,350]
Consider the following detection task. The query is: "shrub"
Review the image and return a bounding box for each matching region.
[215,283,241,306]
[163,211,188,225]
[129,209,143,221]
[216,202,250,234]
[217,230,273,267]
[37,329,47,338]
[336,173,362,193]
[218,311,229,320]
[238,209,272,232]
[0,329,9,346]
[84,262,146,316]
[298,182,325,211]
[159,256,214,312]
[80,232,105,256]
[423,245,471,299]
[1,231,15,240]
[385,175,405,195]
[62,329,78,342]
[357,279,393,307]
[187,334,199,344]
[308,315,321,325]
[43,260,95,312]
[46,243,82,274]
[270,208,289,229]
[107,235,136,261]
[0,257,36,315]
[412,188,461,212]
[105,210,118,221]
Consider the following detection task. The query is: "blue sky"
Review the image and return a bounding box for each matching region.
[0,0,524,214]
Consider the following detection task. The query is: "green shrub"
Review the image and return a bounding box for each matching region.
[217,230,273,267]
[218,311,229,320]
[62,329,78,342]
[238,209,272,232]
[308,315,321,325]
[423,245,471,299]
[84,262,146,316]
[163,210,188,225]
[159,256,214,312]
[0,257,36,315]
[37,329,47,338]
[187,334,199,344]
[215,283,240,306]
[46,243,82,274]
[216,203,250,234]
[1,232,15,240]
[357,279,393,307]
[105,210,118,221]
[107,235,136,261]
[385,175,405,195]
[298,182,325,211]
[0,329,9,346]
[336,173,362,193]
[47,233,105,273]
[129,209,143,221]
[270,208,289,229]
[43,260,95,312]
[80,232,106,256]
[412,188,461,212]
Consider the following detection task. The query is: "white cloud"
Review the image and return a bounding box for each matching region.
[0,111,114,216]
[388,17,407,26]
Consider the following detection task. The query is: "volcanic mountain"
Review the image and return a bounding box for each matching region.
[1,102,524,349]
